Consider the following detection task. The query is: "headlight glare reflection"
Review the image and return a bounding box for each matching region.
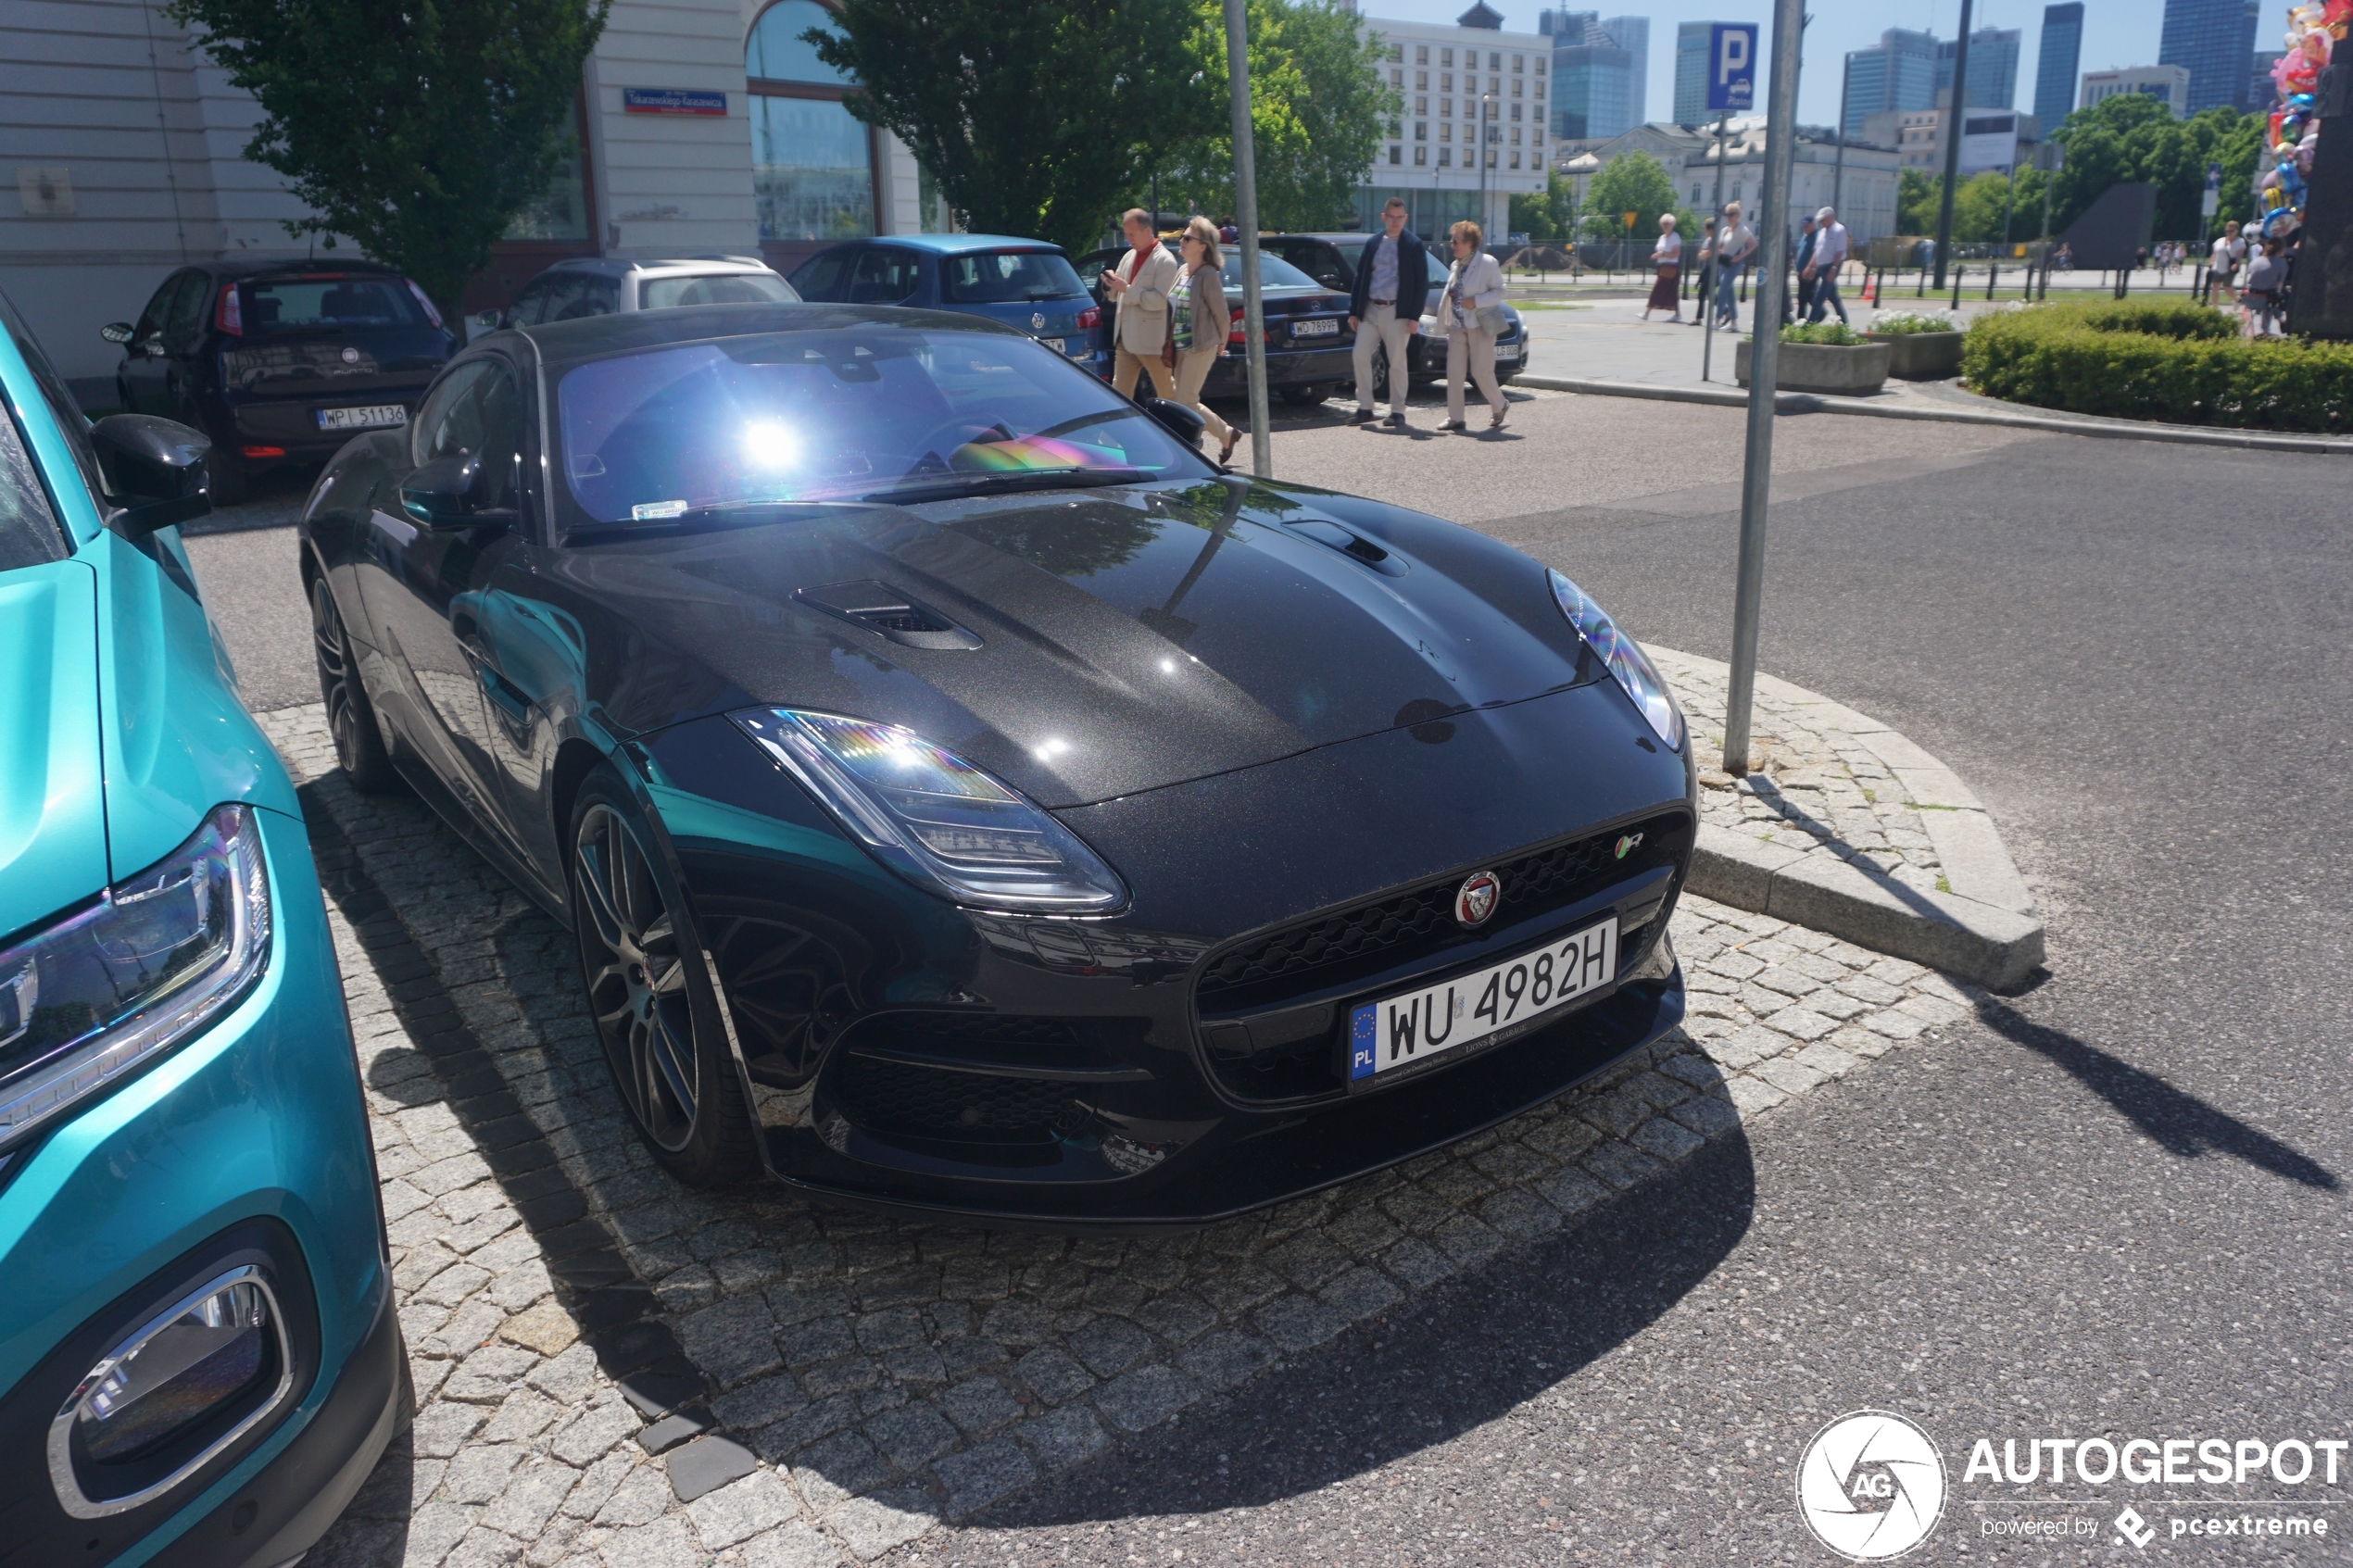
[1547,570,1685,750]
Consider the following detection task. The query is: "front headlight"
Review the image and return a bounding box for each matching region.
[0,804,271,1153]
[730,709,1128,915]
[1547,570,1685,751]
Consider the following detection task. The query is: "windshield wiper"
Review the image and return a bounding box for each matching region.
[862,468,1151,505]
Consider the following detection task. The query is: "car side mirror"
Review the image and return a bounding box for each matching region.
[91,415,212,534]
[1139,396,1206,447]
[101,321,135,345]
[400,452,515,529]
[473,308,505,330]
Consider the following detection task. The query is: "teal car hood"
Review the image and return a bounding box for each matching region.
[0,558,106,939]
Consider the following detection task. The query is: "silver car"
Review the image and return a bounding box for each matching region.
[472,256,799,337]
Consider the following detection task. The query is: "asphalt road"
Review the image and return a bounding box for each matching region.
[183,402,2352,1562]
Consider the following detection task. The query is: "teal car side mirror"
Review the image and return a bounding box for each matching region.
[92,414,213,534]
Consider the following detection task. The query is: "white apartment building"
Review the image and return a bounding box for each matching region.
[1353,2,1549,242]
[2080,65,2191,117]
[1558,119,1900,248]
[1,0,945,386]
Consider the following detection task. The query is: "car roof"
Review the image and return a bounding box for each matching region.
[821,234,1067,257]
[514,300,1025,366]
[206,257,405,281]
[543,256,778,278]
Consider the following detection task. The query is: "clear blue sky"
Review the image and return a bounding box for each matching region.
[1358,0,2174,128]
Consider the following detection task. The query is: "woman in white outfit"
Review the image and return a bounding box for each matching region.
[1166,216,1242,463]
[1434,220,1508,433]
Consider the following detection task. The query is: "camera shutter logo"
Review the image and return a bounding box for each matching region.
[1795,1410,1946,1560]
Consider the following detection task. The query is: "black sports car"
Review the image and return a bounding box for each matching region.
[296,302,1694,1226]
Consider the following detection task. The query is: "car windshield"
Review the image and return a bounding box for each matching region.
[940,251,1087,304]
[552,325,1214,527]
[242,276,425,333]
[639,273,798,309]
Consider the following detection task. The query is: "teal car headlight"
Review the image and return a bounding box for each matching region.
[0,804,271,1153]
[730,709,1127,915]
[1547,570,1685,751]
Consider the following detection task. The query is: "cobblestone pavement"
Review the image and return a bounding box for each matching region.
[256,701,1981,1568]
[1650,647,1948,896]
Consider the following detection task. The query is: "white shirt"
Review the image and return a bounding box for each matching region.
[1811,220,1849,270]
[1720,222,1757,267]
[2211,235,2235,270]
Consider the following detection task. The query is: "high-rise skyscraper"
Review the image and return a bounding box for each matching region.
[1843,29,1939,139]
[1674,22,1715,125]
[1542,8,1647,139]
[2033,4,2085,127]
[2159,0,2262,112]
[1598,16,1648,125]
[1937,28,2021,109]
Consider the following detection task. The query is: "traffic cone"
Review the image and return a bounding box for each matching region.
[1861,273,1877,304]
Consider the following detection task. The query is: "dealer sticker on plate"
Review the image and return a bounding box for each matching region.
[1348,918,1617,1084]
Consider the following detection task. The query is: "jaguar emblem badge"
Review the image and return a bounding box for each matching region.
[1454,871,1501,928]
[1616,833,1643,860]
[1031,311,1048,331]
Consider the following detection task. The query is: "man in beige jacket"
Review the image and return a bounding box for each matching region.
[1101,207,1181,400]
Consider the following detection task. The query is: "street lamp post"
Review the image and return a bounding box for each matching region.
[1222,0,1272,477]
[1931,0,1973,291]
[1831,52,1851,214]
[1478,93,1494,238]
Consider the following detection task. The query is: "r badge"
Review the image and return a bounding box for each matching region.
[1616,833,1643,859]
[1453,871,1501,927]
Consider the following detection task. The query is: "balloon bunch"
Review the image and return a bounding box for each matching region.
[2256,2,2349,238]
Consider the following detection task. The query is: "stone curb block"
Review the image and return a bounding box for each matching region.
[1515,373,2353,456]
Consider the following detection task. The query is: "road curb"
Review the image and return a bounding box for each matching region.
[1516,372,2353,456]
[1656,651,2047,989]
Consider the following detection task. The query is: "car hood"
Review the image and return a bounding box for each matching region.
[553,479,1603,809]
[0,558,107,939]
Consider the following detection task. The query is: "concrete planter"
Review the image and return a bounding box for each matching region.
[1866,329,1966,379]
[1735,338,1892,395]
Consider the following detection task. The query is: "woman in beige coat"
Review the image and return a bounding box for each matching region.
[1166,216,1243,463]
[1432,220,1508,432]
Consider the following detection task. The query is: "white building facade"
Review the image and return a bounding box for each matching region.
[2080,65,2192,117]
[1558,119,1900,248]
[0,0,943,385]
[1354,5,1549,243]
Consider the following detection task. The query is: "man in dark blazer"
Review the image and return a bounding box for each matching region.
[1348,197,1431,426]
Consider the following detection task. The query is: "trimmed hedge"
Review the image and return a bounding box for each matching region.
[1963,299,2353,432]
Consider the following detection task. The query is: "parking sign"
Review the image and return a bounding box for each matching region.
[1706,23,1757,113]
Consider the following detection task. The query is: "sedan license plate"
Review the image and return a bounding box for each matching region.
[1038,337,1066,354]
[1292,318,1340,337]
[1348,918,1617,1085]
[317,405,407,431]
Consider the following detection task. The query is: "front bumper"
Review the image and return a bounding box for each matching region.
[0,807,396,1567]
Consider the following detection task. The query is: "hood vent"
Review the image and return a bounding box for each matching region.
[793,580,982,650]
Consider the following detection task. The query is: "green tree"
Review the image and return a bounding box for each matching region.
[1951,170,2015,242]
[165,0,610,320]
[1509,165,1578,245]
[813,0,1216,255]
[1896,168,1939,235]
[1583,151,1679,245]
[1161,0,1395,232]
[2045,94,2266,239]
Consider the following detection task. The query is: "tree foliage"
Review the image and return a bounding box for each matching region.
[1581,152,1680,242]
[1510,166,1579,245]
[2045,94,2266,239]
[815,0,1217,254]
[1160,0,1396,232]
[165,0,610,320]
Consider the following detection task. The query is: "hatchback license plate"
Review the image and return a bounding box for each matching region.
[1038,337,1065,354]
[318,405,407,431]
[1349,918,1617,1085]
[1292,318,1340,337]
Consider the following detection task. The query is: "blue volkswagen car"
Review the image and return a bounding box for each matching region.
[0,291,402,1566]
[786,233,1109,378]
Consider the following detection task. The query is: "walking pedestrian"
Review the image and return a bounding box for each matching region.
[1434,220,1510,433]
[1689,216,1718,327]
[2240,238,2284,336]
[1102,207,1180,401]
[1805,206,1850,323]
[2207,221,2241,307]
[1347,195,1430,428]
[1642,214,1683,321]
[1166,217,1243,464]
[1787,214,1818,324]
[1715,200,1756,328]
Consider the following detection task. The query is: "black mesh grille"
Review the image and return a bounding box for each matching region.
[832,1053,1082,1142]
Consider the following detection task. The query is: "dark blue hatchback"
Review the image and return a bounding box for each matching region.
[786,234,1107,378]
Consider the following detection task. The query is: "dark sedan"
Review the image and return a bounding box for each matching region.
[1074,245,1356,406]
[295,302,1694,1226]
[104,259,454,502]
[1259,232,1530,383]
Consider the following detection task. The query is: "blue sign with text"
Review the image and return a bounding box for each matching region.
[1706,23,1757,114]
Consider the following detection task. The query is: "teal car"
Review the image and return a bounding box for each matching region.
[0,291,403,1564]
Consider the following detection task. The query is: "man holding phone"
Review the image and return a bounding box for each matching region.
[1102,207,1182,400]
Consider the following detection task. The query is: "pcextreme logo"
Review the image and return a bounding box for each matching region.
[1796,1411,1948,1561]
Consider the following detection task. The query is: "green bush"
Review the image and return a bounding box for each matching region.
[1780,320,1863,345]
[1866,311,1957,336]
[1963,301,2353,432]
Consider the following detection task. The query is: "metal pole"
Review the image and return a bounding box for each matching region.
[1223,0,1271,478]
[1931,0,1972,291]
[1702,109,1729,382]
[1831,53,1850,214]
[1722,0,1804,777]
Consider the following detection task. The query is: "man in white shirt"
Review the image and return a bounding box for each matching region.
[2208,220,2242,307]
[1715,201,1756,328]
[1101,207,1181,400]
[1804,206,1850,324]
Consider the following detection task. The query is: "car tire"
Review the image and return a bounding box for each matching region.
[568,766,763,1188]
[1278,383,1328,407]
[309,575,399,794]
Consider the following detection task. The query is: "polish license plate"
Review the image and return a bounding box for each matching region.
[1348,918,1617,1085]
[1038,337,1066,354]
[1292,318,1340,337]
[318,405,407,431]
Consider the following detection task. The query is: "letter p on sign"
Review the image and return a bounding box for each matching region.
[1707,23,1756,114]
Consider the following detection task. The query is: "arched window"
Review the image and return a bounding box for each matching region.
[748,0,875,245]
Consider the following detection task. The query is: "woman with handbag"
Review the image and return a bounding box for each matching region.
[1167,216,1243,463]
[1433,220,1510,433]
[1643,213,1682,322]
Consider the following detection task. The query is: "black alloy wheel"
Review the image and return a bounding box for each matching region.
[568,768,761,1185]
[309,575,396,792]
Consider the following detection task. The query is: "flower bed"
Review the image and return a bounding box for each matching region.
[1962,299,2353,432]
[1866,313,1965,379]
